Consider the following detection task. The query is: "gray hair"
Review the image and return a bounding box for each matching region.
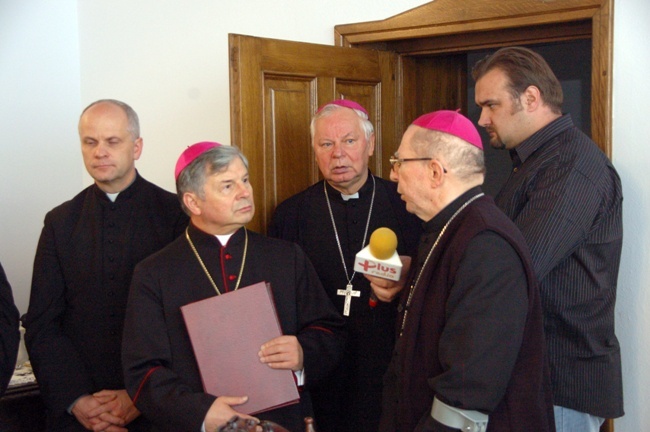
[176,145,249,215]
[310,104,374,141]
[80,99,141,140]
[409,127,486,182]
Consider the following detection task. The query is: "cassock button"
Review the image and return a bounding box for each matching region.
[228,274,237,281]
[225,253,232,260]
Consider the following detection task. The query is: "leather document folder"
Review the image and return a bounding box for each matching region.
[181,281,300,414]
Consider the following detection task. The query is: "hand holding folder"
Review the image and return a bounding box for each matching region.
[181,281,300,415]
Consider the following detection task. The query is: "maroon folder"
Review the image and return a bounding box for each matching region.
[180,281,300,414]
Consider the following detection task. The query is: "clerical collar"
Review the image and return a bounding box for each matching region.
[215,233,234,246]
[95,171,141,202]
[324,170,375,202]
[423,186,484,234]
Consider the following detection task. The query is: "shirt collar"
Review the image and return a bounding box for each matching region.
[510,114,574,166]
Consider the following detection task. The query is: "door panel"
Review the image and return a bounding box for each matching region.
[229,34,398,233]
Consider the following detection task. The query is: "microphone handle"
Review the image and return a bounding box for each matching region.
[369,291,378,308]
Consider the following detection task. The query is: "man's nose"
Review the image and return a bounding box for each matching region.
[389,168,399,182]
[477,108,490,128]
[94,142,109,157]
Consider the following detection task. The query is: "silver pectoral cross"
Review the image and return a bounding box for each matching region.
[337,283,361,316]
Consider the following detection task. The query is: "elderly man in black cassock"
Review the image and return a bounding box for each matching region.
[379,110,555,432]
[122,142,345,432]
[269,100,422,432]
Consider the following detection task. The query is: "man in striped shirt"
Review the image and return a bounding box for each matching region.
[473,46,623,432]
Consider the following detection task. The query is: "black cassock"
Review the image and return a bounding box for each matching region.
[269,174,422,432]
[123,224,346,432]
[24,174,187,431]
[0,262,19,396]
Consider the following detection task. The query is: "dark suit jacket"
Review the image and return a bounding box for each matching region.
[23,174,188,431]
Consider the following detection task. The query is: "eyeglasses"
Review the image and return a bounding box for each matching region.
[389,155,448,173]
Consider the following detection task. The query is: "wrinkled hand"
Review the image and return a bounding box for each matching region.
[365,255,412,303]
[87,389,140,431]
[204,396,258,432]
[259,335,303,371]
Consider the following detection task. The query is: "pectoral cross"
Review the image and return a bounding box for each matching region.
[337,283,361,316]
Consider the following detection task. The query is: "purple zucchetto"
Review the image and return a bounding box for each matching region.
[411,110,483,149]
[175,141,222,180]
[316,99,369,117]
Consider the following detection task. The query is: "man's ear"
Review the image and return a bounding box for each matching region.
[367,133,376,157]
[523,85,542,111]
[428,159,446,187]
[133,137,144,161]
[183,192,202,216]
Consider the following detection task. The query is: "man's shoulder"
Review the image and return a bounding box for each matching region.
[45,185,95,221]
[135,233,186,267]
[135,176,180,205]
[275,181,323,211]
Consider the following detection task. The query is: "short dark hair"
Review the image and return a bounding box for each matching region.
[472,46,563,114]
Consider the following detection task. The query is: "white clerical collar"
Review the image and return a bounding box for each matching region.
[215,233,234,246]
[106,192,119,202]
[341,192,359,201]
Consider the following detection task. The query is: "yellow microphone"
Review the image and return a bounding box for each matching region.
[354,228,402,307]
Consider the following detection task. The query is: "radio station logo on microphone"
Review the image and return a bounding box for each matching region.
[356,259,398,275]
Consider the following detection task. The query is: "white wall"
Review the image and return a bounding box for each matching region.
[612,0,650,430]
[0,0,81,313]
[2,0,648,430]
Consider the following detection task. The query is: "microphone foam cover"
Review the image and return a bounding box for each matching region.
[369,227,398,260]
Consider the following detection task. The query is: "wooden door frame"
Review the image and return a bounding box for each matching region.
[334,0,614,158]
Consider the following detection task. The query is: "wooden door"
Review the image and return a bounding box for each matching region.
[229,34,399,234]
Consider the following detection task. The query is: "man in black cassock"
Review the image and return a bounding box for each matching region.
[269,100,421,432]
[0,261,19,396]
[378,110,554,431]
[23,100,188,431]
[122,142,346,432]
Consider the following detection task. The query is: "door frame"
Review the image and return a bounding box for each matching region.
[334,0,613,157]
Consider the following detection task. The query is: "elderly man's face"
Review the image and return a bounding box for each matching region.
[390,127,436,222]
[191,157,255,235]
[79,102,142,193]
[312,108,375,195]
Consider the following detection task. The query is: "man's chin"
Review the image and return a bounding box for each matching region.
[489,140,506,150]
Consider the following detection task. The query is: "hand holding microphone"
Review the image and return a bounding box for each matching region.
[354,228,404,307]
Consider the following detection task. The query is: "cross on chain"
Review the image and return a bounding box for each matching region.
[337,283,361,316]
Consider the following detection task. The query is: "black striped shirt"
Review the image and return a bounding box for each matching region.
[494,114,624,418]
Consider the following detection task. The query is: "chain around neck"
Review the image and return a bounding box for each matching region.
[324,175,376,286]
[185,226,248,295]
[399,193,484,336]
